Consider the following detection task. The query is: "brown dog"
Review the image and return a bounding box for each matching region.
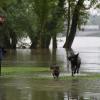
[50,65,60,79]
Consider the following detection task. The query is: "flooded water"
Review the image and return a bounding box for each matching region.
[1,76,100,100]
[1,36,100,100]
[2,37,100,73]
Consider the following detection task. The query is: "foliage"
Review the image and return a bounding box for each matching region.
[0,0,100,48]
[0,0,15,8]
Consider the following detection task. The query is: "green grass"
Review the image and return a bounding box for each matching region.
[1,67,100,80]
[1,67,49,75]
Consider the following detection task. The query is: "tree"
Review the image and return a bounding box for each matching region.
[0,0,65,49]
[31,0,65,49]
[50,0,65,49]
[0,0,36,48]
[0,1,24,48]
[64,0,100,49]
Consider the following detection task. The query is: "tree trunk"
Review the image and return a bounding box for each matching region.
[63,0,71,48]
[10,32,17,49]
[30,42,37,49]
[40,34,51,48]
[45,35,51,48]
[4,36,11,49]
[52,34,57,49]
[51,49,57,65]
[30,36,38,49]
[66,0,84,49]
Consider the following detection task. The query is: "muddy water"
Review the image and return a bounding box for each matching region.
[1,76,100,100]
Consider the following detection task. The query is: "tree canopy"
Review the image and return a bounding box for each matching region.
[0,0,100,49]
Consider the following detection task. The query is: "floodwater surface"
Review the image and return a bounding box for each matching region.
[1,76,100,100]
[2,37,100,73]
[1,36,100,100]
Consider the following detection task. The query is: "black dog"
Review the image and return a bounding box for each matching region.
[68,53,81,76]
[50,65,60,79]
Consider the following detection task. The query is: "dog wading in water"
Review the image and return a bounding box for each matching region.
[68,53,81,76]
[50,65,60,79]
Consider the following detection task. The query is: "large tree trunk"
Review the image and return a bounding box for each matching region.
[30,36,38,49]
[66,0,84,49]
[45,34,51,48]
[40,34,51,48]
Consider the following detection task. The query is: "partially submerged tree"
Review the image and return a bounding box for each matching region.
[30,0,65,48]
[64,0,100,49]
[49,0,65,49]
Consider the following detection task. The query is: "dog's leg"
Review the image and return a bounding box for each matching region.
[52,72,55,79]
[76,66,79,74]
[74,66,77,74]
[71,65,75,77]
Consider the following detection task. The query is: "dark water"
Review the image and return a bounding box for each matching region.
[1,37,100,100]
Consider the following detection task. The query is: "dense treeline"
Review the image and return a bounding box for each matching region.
[0,0,100,49]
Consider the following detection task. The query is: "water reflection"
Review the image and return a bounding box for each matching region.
[2,48,100,73]
[63,78,83,100]
[2,49,52,67]
[1,77,100,100]
[2,37,100,73]
[2,48,68,68]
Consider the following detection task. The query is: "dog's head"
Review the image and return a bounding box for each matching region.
[68,53,79,61]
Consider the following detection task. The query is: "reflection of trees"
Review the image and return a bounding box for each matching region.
[66,79,84,100]
[32,91,64,100]
[30,49,51,67]
[3,49,52,67]
[2,49,17,67]
[69,79,80,99]
[51,49,57,65]
[0,81,99,100]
